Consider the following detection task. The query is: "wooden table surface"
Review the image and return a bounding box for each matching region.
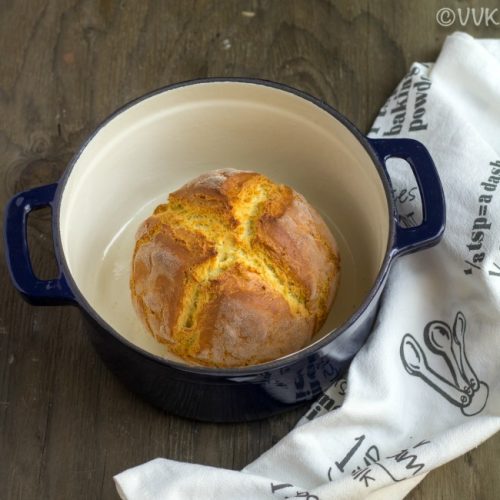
[1,1,499,498]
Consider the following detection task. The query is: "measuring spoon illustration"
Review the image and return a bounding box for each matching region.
[452,312,479,391]
[424,321,472,395]
[400,334,471,407]
[452,312,489,416]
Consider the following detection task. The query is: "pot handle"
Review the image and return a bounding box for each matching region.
[3,183,76,305]
[369,138,446,256]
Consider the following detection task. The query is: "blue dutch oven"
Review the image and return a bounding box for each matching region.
[4,79,445,422]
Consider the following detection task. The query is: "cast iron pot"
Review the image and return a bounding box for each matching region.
[4,79,445,422]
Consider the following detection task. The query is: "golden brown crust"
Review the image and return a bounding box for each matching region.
[255,192,340,330]
[131,220,216,345]
[131,168,340,367]
[193,266,313,366]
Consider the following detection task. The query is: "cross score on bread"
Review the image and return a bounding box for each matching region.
[131,169,340,367]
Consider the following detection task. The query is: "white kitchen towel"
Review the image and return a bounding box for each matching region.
[114,32,500,500]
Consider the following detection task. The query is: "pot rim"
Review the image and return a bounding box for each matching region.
[52,77,397,377]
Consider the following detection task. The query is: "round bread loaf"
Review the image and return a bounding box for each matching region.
[131,169,340,367]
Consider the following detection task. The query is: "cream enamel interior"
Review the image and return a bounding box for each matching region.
[59,82,390,364]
